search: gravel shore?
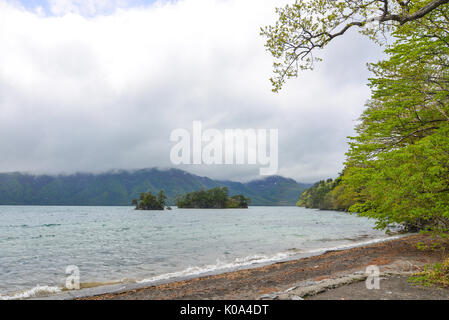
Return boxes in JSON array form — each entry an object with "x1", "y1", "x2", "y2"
[{"x1": 79, "y1": 234, "x2": 449, "y2": 300}]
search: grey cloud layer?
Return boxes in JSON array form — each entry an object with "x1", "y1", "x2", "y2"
[{"x1": 0, "y1": 0, "x2": 385, "y2": 182}]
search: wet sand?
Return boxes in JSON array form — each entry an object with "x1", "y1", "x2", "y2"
[{"x1": 79, "y1": 234, "x2": 449, "y2": 300}]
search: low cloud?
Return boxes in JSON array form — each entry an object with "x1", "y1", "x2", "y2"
[{"x1": 0, "y1": 0, "x2": 385, "y2": 182}]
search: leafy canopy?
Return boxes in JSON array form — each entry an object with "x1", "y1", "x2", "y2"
[
  {"x1": 133, "y1": 190, "x2": 167, "y2": 210},
  {"x1": 295, "y1": 2, "x2": 449, "y2": 232},
  {"x1": 261, "y1": 0, "x2": 449, "y2": 91},
  {"x1": 176, "y1": 187, "x2": 250, "y2": 209},
  {"x1": 339, "y1": 6, "x2": 448, "y2": 230}
]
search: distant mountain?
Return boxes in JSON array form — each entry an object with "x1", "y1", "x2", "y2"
[{"x1": 0, "y1": 168, "x2": 311, "y2": 206}]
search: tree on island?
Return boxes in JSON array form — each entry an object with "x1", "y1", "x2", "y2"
[
  {"x1": 176, "y1": 187, "x2": 250, "y2": 209},
  {"x1": 132, "y1": 190, "x2": 167, "y2": 210},
  {"x1": 227, "y1": 194, "x2": 250, "y2": 209}
]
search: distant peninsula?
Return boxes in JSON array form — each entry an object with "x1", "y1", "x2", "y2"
[{"x1": 176, "y1": 187, "x2": 250, "y2": 209}]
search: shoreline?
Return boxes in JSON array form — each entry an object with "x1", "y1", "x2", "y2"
[
  {"x1": 29, "y1": 234, "x2": 404, "y2": 300},
  {"x1": 0, "y1": 206, "x2": 400, "y2": 301},
  {"x1": 77, "y1": 234, "x2": 448, "y2": 300},
  {"x1": 28, "y1": 233, "x2": 449, "y2": 300}
]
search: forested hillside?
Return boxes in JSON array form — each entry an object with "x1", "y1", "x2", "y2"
[{"x1": 0, "y1": 168, "x2": 310, "y2": 206}]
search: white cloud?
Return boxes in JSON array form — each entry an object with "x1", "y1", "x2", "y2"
[
  {"x1": 0, "y1": 0, "x2": 385, "y2": 182},
  {"x1": 47, "y1": 0, "x2": 125, "y2": 16}
]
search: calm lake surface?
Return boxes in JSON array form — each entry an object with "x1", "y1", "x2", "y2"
[{"x1": 0, "y1": 205, "x2": 391, "y2": 299}]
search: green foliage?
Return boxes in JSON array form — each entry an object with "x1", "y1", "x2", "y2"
[
  {"x1": 157, "y1": 189, "x2": 167, "y2": 207},
  {"x1": 346, "y1": 127, "x2": 449, "y2": 230},
  {"x1": 410, "y1": 257, "x2": 449, "y2": 287},
  {"x1": 176, "y1": 187, "x2": 250, "y2": 209},
  {"x1": 133, "y1": 190, "x2": 166, "y2": 210},
  {"x1": 297, "y1": 178, "x2": 338, "y2": 210},
  {"x1": 295, "y1": 4, "x2": 449, "y2": 234},
  {"x1": 261, "y1": 0, "x2": 449, "y2": 91},
  {"x1": 335, "y1": 6, "x2": 449, "y2": 231},
  {"x1": 227, "y1": 195, "x2": 251, "y2": 209}
]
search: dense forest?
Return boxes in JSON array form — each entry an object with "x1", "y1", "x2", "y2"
[
  {"x1": 295, "y1": 12, "x2": 449, "y2": 231},
  {"x1": 296, "y1": 178, "x2": 342, "y2": 211},
  {"x1": 265, "y1": 1, "x2": 449, "y2": 233},
  {"x1": 286, "y1": 2, "x2": 449, "y2": 284},
  {"x1": 176, "y1": 187, "x2": 250, "y2": 209}
]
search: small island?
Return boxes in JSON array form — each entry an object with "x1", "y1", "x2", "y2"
[
  {"x1": 176, "y1": 187, "x2": 250, "y2": 209},
  {"x1": 132, "y1": 190, "x2": 167, "y2": 210}
]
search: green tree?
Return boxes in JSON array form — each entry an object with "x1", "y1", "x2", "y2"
[
  {"x1": 261, "y1": 0, "x2": 449, "y2": 91},
  {"x1": 133, "y1": 189, "x2": 166, "y2": 210},
  {"x1": 348, "y1": 128, "x2": 449, "y2": 230},
  {"x1": 337, "y1": 6, "x2": 449, "y2": 231},
  {"x1": 297, "y1": 179, "x2": 339, "y2": 210},
  {"x1": 291, "y1": 2, "x2": 449, "y2": 232},
  {"x1": 176, "y1": 187, "x2": 249, "y2": 209},
  {"x1": 157, "y1": 190, "x2": 167, "y2": 208}
]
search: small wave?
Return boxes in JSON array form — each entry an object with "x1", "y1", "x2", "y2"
[
  {"x1": 3, "y1": 236, "x2": 20, "y2": 241},
  {"x1": 31, "y1": 234, "x2": 56, "y2": 239},
  {"x1": 0, "y1": 235, "x2": 406, "y2": 300},
  {"x1": 137, "y1": 251, "x2": 297, "y2": 284},
  {"x1": 116, "y1": 227, "x2": 130, "y2": 232},
  {"x1": 319, "y1": 234, "x2": 371, "y2": 242},
  {"x1": 137, "y1": 235, "x2": 405, "y2": 285},
  {"x1": 2, "y1": 224, "x2": 29, "y2": 229},
  {"x1": 304, "y1": 235, "x2": 405, "y2": 255},
  {"x1": 3, "y1": 223, "x2": 61, "y2": 229},
  {"x1": 0, "y1": 285, "x2": 61, "y2": 300}
]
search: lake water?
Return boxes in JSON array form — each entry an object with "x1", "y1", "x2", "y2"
[{"x1": 0, "y1": 205, "x2": 393, "y2": 299}]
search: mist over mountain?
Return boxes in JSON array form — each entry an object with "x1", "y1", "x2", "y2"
[{"x1": 0, "y1": 168, "x2": 311, "y2": 206}]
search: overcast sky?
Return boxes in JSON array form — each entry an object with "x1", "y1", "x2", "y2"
[{"x1": 0, "y1": 0, "x2": 385, "y2": 183}]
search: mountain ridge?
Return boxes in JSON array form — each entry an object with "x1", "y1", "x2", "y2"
[{"x1": 0, "y1": 168, "x2": 311, "y2": 206}]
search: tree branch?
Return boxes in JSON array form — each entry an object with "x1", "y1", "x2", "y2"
[{"x1": 263, "y1": 0, "x2": 449, "y2": 91}]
